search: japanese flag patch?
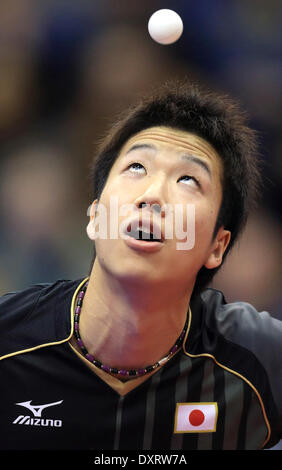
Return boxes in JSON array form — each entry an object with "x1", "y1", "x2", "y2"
[{"x1": 174, "y1": 402, "x2": 218, "y2": 433}]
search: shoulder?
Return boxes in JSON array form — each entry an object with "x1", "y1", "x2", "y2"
[
  {"x1": 198, "y1": 287, "x2": 282, "y2": 350},
  {"x1": 0, "y1": 280, "x2": 62, "y2": 316},
  {"x1": 189, "y1": 287, "x2": 282, "y2": 445},
  {"x1": 191, "y1": 287, "x2": 282, "y2": 376},
  {"x1": 0, "y1": 277, "x2": 87, "y2": 359}
]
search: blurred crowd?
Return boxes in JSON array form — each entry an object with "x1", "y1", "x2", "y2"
[{"x1": 0, "y1": 0, "x2": 281, "y2": 318}]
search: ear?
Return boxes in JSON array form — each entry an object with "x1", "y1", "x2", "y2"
[
  {"x1": 86, "y1": 199, "x2": 98, "y2": 241},
  {"x1": 204, "y1": 227, "x2": 231, "y2": 270}
]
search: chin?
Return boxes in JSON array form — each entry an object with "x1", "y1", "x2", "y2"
[{"x1": 97, "y1": 253, "x2": 164, "y2": 285}]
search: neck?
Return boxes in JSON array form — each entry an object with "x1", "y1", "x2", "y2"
[{"x1": 78, "y1": 261, "x2": 193, "y2": 371}]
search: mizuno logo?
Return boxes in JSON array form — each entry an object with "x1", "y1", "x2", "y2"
[
  {"x1": 13, "y1": 400, "x2": 63, "y2": 427},
  {"x1": 15, "y1": 400, "x2": 63, "y2": 417}
]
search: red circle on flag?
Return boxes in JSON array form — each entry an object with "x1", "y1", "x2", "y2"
[{"x1": 189, "y1": 409, "x2": 205, "y2": 426}]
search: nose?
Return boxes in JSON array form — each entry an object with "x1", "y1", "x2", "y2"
[
  {"x1": 139, "y1": 201, "x2": 162, "y2": 214},
  {"x1": 134, "y1": 176, "x2": 166, "y2": 216}
]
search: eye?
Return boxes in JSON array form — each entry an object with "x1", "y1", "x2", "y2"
[
  {"x1": 126, "y1": 162, "x2": 146, "y2": 174},
  {"x1": 177, "y1": 175, "x2": 200, "y2": 187}
]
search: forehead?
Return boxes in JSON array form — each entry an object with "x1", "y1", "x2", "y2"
[{"x1": 119, "y1": 126, "x2": 222, "y2": 172}]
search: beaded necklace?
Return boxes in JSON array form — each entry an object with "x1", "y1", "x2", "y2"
[{"x1": 74, "y1": 280, "x2": 188, "y2": 379}]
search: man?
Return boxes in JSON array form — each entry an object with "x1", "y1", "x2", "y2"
[{"x1": 1, "y1": 82, "x2": 281, "y2": 451}]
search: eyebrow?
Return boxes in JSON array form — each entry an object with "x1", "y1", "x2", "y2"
[
  {"x1": 125, "y1": 143, "x2": 155, "y2": 154},
  {"x1": 125, "y1": 143, "x2": 212, "y2": 179},
  {"x1": 181, "y1": 154, "x2": 212, "y2": 179}
]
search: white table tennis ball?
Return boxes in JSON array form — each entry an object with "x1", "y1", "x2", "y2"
[{"x1": 148, "y1": 9, "x2": 183, "y2": 45}]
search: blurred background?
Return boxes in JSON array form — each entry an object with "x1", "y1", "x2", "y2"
[
  {"x1": 0, "y1": 0, "x2": 281, "y2": 308},
  {"x1": 0, "y1": 0, "x2": 281, "y2": 449}
]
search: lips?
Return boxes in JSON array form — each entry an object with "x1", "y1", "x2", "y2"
[{"x1": 122, "y1": 215, "x2": 164, "y2": 253}]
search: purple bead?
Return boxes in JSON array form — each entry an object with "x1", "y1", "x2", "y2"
[
  {"x1": 86, "y1": 353, "x2": 94, "y2": 362},
  {"x1": 77, "y1": 339, "x2": 84, "y2": 348},
  {"x1": 170, "y1": 345, "x2": 179, "y2": 354},
  {"x1": 75, "y1": 306, "x2": 81, "y2": 314},
  {"x1": 119, "y1": 369, "x2": 128, "y2": 376},
  {"x1": 101, "y1": 365, "x2": 111, "y2": 373},
  {"x1": 78, "y1": 291, "x2": 85, "y2": 299},
  {"x1": 74, "y1": 323, "x2": 79, "y2": 331},
  {"x1": 137, "y1": 369, "x2": 146, "y2": 375}
]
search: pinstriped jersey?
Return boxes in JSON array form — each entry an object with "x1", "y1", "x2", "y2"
[{"x1": 0, "y1": 277, "x2": 281, "y2": 450}]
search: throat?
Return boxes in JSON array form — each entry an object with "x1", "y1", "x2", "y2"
[
  {"x1": 76, "y1": 297, "x2": 189, "y2": 377},
  {"x1": 76, "y1": 270, "x2": 192, "y2": 380}
]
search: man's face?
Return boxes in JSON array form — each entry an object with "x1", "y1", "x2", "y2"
[{"x1": 88, "y1": 126, "x2": 230, "y2": 292}]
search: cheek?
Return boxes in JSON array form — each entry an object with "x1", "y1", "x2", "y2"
[
  {"x1": 197, "y1": 206, "x2": 217, "y2": 230},
  {"x1": 187, "y1": 202, "x2": 219, "y2": 252},
  {"x1": 99, "y1": 179, "x2": 135, "y2": 210}
]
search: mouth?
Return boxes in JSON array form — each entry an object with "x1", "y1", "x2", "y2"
[
  {"x1": 128, "y1": 228, "x2": 162, "y2": 242},
  {"x1": 122, "y1": 218, "x2": 164, "y2": 253},
  {"x1": 126, "y1": 219, "x2": 164, "y2": 243}
]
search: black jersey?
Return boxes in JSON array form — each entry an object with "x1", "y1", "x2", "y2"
[{"x1": 0, "y1": 277, "x2": 281, "y2": 450}]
